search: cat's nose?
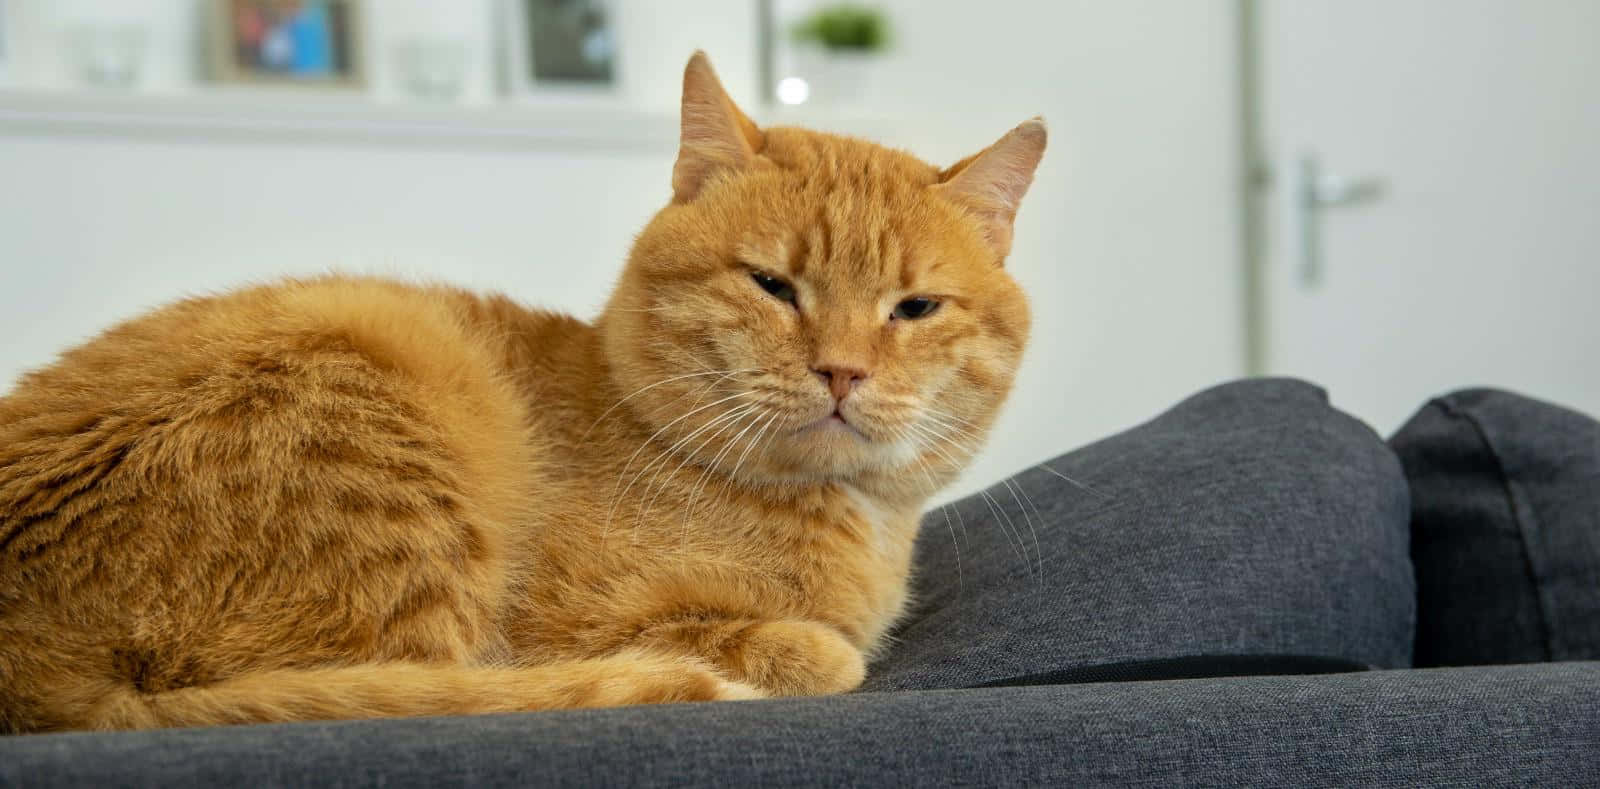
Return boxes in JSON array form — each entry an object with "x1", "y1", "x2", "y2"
[{"x1": 812, "y1": 364, "x2": 869, "y2": 403}]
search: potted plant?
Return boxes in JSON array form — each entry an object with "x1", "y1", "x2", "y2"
[{"x1": 789, "y1": 4, "x2": 888, "y2": 105}]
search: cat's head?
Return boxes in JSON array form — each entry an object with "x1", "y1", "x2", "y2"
[{"x1": 602, "y1": 52, "x2": 1043, "y2": 495}]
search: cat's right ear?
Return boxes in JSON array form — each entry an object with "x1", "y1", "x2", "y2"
[
  {"x1": 935, "y1": 118, "x2": 1048, "y2": 262},
  {"x1": 672, "y1": 51, "x2": 764, "y2": 203}
]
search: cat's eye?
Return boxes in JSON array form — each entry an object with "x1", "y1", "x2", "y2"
[
  {"x1": 892, "y1": 297, "x2": 940, "y2": 320},
  {"x1": 751, "y1": 271, "x2": 797, "y2": 306}
]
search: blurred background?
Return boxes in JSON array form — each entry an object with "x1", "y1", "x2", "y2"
[{"x1": 0, "y1": 1, "x2": 1595, "y2": 500}]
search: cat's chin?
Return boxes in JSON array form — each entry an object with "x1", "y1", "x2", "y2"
[{"x1": 757, "y1": 420, "x2": 927, "y2": 484}]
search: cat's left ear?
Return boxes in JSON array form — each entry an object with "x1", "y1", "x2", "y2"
[
  {"x1": 672, "y1": 51, "x2": 764, "y2": 203},
  {"x1": 935, "y1": 118, "x2": 1048, "y2": 261}
]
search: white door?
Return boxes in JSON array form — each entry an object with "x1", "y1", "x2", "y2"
[{"x1": 1259, "y1": 0, "x2": 1600, "y2": 434}]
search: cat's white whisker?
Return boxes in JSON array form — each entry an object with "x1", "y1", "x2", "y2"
[
  {"x1": 605, "y1": 390, "x2": 756, "y2": 532},
  {"x1": 1034, "y1": 463, "x2": 1111, "y2": 499},
  {"x1": 887, "y1": 423, "x2": 965, "y2": 598},
  {"x1": 683, "y1": 405, "x2": 770, "y2": 525},
  {"x1": 668, "y1": 405, "x2": 766, "y2": 554},
  {"x1": 633, "y1": 399, "x2": 765, "y2": 537},
  {"x1": 940, "y1": 504, "x2": 963, "y2": 598},
  {"x1": 978, "y1": 488, "x2": 1034, "y2": 575},
  {"x1": 999, "y1": 477, "x2": 1046, "y2": 582},
  {"x1": 582, "y1": 368, "x2": 757, "y2": 442},
  {"x1": 907, "y1": 421, "x2": 1033, "y2": 575},
  {"x1": 702, "y1": 409, "x2": 783, "y2": 519}
]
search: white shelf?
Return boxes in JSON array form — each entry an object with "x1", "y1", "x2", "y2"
[
  {"x1": 0, "y1": 88, "x2": 921, "y2": 158},
  {"x1": 0, "y1": 88, "x2": 682, "y2": 152}
]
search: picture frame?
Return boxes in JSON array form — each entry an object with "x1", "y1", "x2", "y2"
[
  {"x1": 209, "y1": 0, "x2": 365, "y2": 89},
  {"x1": 500, "y1": 0, "x2": 617, "y2": 97}
]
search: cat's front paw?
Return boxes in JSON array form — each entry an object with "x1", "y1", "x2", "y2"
[
  {"x1": 591, "y1": 652, "x2": 767, "y2": 706},
  {"x1": 723, "y1": 620, "x2": 866, "y2": 697}
]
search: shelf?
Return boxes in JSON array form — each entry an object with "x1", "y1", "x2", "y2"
[
  {"x1": 0, "y1": 88, "x2": 682, "y2": 152},
  {"x1": 0, "y1": 88, "x2": 919, "y2": 154}
]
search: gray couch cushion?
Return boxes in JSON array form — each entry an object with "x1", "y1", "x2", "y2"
[
  {"x1": 4, "y1": 663, "x2": 1596, "y2": 787},
  {"x1": 864, "y1": 377, "x2": 1415, "y2": 692},
  {"x1": 1391, "y1": 389, "x2": 1600, "y2": 666}
]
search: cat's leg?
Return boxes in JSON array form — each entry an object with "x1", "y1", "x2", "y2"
[
  {"x1": 636, "y1": 619, "x2": 866, "y2": 697},
  {"x1": 73, "y1": 651, "x2": 761, "y2": 731}
]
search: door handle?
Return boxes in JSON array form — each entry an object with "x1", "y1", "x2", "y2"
[{"x1": 1296, "y1": 154, "x2": 1386, "y2": 286}]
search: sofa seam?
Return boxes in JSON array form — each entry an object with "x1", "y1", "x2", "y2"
[{"x1": 1431, "y1": 397, "x2": 1557, "y2": 660}]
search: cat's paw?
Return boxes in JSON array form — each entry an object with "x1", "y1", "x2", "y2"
[
  {"x1": 707, "y1": 676, "x2": 766, "y2": 701},
  {"x1": 658, "y1": 664, "x2": 767, "y2": 703},
  {"x1": 594, "y1": 652, "x2": 767, "y2": 706},
  {"x1": 726, "y1": 620, "x2": 866, "y2": 697}
]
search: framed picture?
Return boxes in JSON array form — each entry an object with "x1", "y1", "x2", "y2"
[
  {"x1": 502, "y1": 0, "x2": 616, "y2": 94},
  {"x1": 210, "y1": 0, "x2": 364, "y2": 88}
]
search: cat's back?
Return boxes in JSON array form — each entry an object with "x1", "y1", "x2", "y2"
[
  {"x1": 1, "y1": 277, "x2": 540, "y2": 497},
  {"x1": 5, "y1": 276, "x2": 514, "y2": 415},
  {"x1": 0, "y1": 276, "x2": 547, "y2": 730},
  {"x1": 0, "y1": 274, "x2": 545, "y2": 562}
]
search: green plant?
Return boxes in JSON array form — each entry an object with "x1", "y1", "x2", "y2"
[{"x1": 791, "y1": 5, "x2": 889, "y2": 52}]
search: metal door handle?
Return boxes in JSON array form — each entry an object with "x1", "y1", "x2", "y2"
[{"x1": 1297, "y1": 155, "x2": 1386, "y2": 286}]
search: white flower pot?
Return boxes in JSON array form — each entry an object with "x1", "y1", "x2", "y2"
[{"x1": 795, "y1": 47, "x2": 878, "y2": 107}]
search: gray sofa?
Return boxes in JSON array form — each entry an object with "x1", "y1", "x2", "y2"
[{"x1": 5, "y1": 379, "x2": 1598, "y2": 786}]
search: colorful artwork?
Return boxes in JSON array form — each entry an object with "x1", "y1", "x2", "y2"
[{"x1": 214, "y1": 0, "x2": 361, "y2": 85}]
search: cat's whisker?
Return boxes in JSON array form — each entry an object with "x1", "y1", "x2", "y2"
[
  {"x1": 1007, "y1": 476, "x2": 1050, "y2": 567},
  {"x1": 907, "y1": 422, "x2": 1033, "y2": 576},
  {"x1": 918, "y1": 403, "x2": 984, "y2": 425},
  {"x1": 950, "y1": 495, "x2": 969, "y2": 542},
  {"x1": 633, "y1": 400, "x2": 763, "y2": 533},
  {"x1": 919, "y1": 414, "x2": 1106, "y2": 574},
  {"x1": 999, "y1": 477, "x2": 1046, "y2": 582},
  {"x1": 683, "y1": 404, "x2": 770, "y2": 526},
  {"x1": 728, "y1": 411, "x2": 781, "y2": 484},
  {"x1": 668, "y1": 405, "x2": 767, "y2": 555},
  {"x1": 918, "y1": 410, "x2": 1043, "y2": 578},
  {"x1": 581, "y1": 368, "x2": 757, "y2": 442},
  {"x1": 926, "y1": 408, "x2": 1108, "y2": 503},
  {"x1": 1034, "y1": 463, "x2": 1112, "y2": 500},
  {"x1": 605, "y1": 390, "x2": 755, "y2": 532},
  {"x1": 880, "y1": 423, "x2": 937, "y2": 492},
  {"x1": 905, "y1": 420, "x2": 977, "y2": 469},
  {"x1": 917, "y1": 410, "x2": 987, "y2": 445},
  {"x1": 633, "y1": 398, "x2": 766, "y2": 538},
  {"x1": 703, "y1": 410, "x2": 783, "y2": 519},
  {"x1": 979, "y1": 488, "x2": 1034, "y2": 576},
  {"x1": 612, "y1": 399, "x2": 754, "y2": 539},
  {"x1": 647, "y1": 337, "x2": 722, "y2": 374},
  {"x1": 889, "y1": 424, "x2": 964, "y2": 598},
  {"x1": 940, "y1": 503, "x2": 963, "y2": 599}
]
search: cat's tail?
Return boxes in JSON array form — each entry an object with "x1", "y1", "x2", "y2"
[{"x1": 52, "y1": 652, "x2": 762, "y2": 731}]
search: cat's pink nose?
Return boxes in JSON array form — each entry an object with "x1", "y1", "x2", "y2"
[{"x1": 813, "y1": 364, "x2": 869, "y2": 403}]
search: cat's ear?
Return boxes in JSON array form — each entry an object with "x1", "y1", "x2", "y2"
[
  {"x1": 672, "y1": 51, "x2": 764, "y2": 203},
  {"x1": 935, "y1": 118, "x2": 1048, "y2": 261}
]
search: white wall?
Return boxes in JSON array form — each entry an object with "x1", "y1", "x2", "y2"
[{"x1": 0, "y1": 1, "x2": 1241, "y2": 499}]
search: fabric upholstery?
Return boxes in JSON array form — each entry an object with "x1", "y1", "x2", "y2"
[
  {"x1": 864, "y1": 377, "x2": 1416, "y2": 691},
  {"x1": 1391, "y1": 388, "x2": 1600, "y2": 666}
]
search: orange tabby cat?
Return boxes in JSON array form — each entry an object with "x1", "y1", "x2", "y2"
[{"x1": 0, "y1": 53, "x2": 1044, "y2": 732}]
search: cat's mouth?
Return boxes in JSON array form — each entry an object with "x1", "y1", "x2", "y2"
[{"x1": 797, "y1": 410, "x2": 868, "y2": 440}]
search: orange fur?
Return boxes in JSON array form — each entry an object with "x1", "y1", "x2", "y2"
[{"x1": 0, "y1": 53, "x2": 1044, "y2": 732}]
